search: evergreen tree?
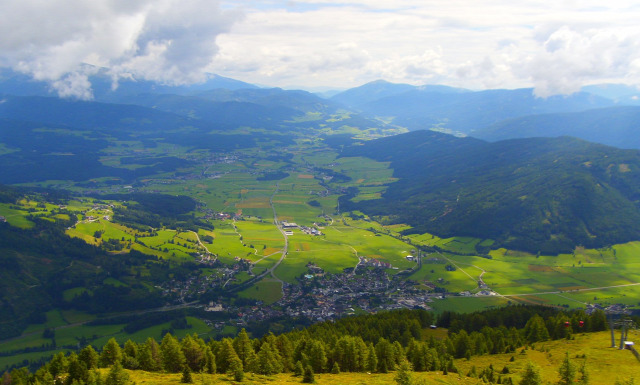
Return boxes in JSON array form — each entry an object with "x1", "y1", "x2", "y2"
[
  {"x1": 375, "y1": 338, "x2": 395, "y2": 373},
  {"x1": 519, "y1": 361, "x2": 542, "y2": 385},
  {"x1": 523, "y1": 315, "x2": 550, "y2": 343},
  {"x1": 366, "y1": 342, "x2": 378, "y2": 373},
  {"x1": 138, "y1": 338, "x2": 162, "y2": 372},
  {"x1": 577, "y1": 362, "x2": 589, "y2": 385},
  {"x1": 253, "y1": 340, "x2": 283, "y2": 375},
  {"x1": 79, "y1": 345, "x2": 99, "y2": 370},
  {"x1": 228, "y1": 356, "x2": 244, "y2": 382},
  {"x1": 204, "y1": 347, "x2": 216, "y2": 374},
  {"x1": 302, "y1": 365, "x2": 315, "y2": 383},
  {"x1": 100, "y1": 338, "x2": 123, "y2": 367},
  {"x1": 123, "y1": 340, "x2": 138, "y2": 360},
  {"x1": 233, "y1": 328, "x2": 257, "y2": 370},
  {"x1": 454, "y1": 330, "x2": 472, "y2": 359},
  {"x1": 331, "y1": 361, "x2": 340, "y2": 374},
  {"x1": 276, "y1": 334, "x2": 295, "y2": 372},
  {"x1": 34, "y1": 367, "x2": 54, "y2": 385},
  {"x1": 395, "y1": 359, "x2": 413, "y2": 385},
  {"x1": 86, "y1": 369, "x2": 103, "y2": 385},
  {"x1": 66, "y1": 354, "x2": 89, "y2": 385},
  {"x1": 181, "y1": 366, "x2": 193, "y2": 383},
  {"x1": 104, "y1": 362, "x2": 130, "y2": 385},
  {"x1": 306, "y1": 340, "x2": 327, "y2": 373},
  {"x1": 160, "y1": 333, "x2": 187, "y2": 373},
  {"x1": 181, "y1": 334, "x2": 205, "y2": 372},
  {"x1": 48, "y1": 352, "x2": 69, "y2": 378},
  {"x1": 294, "y1": 361, "x2": 304, "y2": 377},
  {"x1": 217, "y1": 338, "x2": 240, "y2": 374},
  {"x1": 557, "y1": 352, "x2": 575, "y2": 385},
  {"x1": 0, "y1": 372, "x2": 9, "y2": 385},
  {"x1": 121, "y1": 340, "x2": 139, "y2": 370}
]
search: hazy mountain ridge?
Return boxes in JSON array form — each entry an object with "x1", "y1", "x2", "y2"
[
  {"x1": 470, "y1": 106, "x2": 640, "y2": 149},
  {"x1": 342, "y1": 130, "x2": 640, "y2": 253}
]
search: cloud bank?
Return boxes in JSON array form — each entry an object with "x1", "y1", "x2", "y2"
[
  {"x1": 1, "y1": 0, "x2": 639, "y2": 97},
  {"x1": 0, "y1": 0, "x2": 242, "y2": 98}
]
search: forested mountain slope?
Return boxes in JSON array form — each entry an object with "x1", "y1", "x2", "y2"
[
  {"x1": 342, "y1": 130, "x2": 640, "y2": 253},
  {"x1": 471, "y1": 106, "x2": 640, "y2": 150}
]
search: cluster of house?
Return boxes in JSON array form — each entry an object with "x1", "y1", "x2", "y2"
[
  {"x1": 357, "y1": 256, "x2": 393, "y2": 269},
  {"x1": 281, "y1": 221, "x2": 323, "y2": 236}
]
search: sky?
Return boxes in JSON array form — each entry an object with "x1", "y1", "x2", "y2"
[{"x1": 1, "y1": 0, "x2": 640, "y2": 98}]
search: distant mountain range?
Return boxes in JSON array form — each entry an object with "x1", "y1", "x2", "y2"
[
  {"x1": 342, "y1": 130, "x2": 640, "y2": 253},
  {"x1": 471, "y1": 106, "x2": 640, "y2": 149},
  {"x1": 2, "y1": 70, "x2": 640, "y2": 253}
]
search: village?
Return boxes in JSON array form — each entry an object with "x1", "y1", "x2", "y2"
[{"x1": 157, "y1": 255, "x2": 444, "y2": 331}]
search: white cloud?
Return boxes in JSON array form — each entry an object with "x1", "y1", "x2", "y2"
[
  {"x1": 2, "y1": 0, "x2": 640, "y2": 96},
  {"x1": 0, "y1": 0, "x2": 242, "y2": 98}
]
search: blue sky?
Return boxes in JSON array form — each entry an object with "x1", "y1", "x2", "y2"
[{"x1": 1, "y1": 0, "x2": 639, "y2": 98}]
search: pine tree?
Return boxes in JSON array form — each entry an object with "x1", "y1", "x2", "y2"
[
  {"x1": 48, "y1": 352, "x2": 69, "y2": 377},
  {"x1": 86, "y1": 369, "x2": 102, "y2": 385},
  {"x1": 66, "y1": 354, "x2": 89, "y2": 385},
  {"x1": 181, "y1": 366, "x2": 193, "y2": 383},
  {"x1": 276, "y1": 334, "x2": 295, "y2": 372},
  {"x1": 100, "y1": 338, "x2": 123, "y2": 367},
  {"x1": 254, "y1": 340, "x2": 283, "y2": 375},
  {"x1": 79, "y1": 345, "x2": 99, "y2": 370},
  {"x1": 519, "y1": 361, "x2": 542, "y2": 385},
  {"x1": 366, "y1": 342, "x2": 378, "y2": 373},
  {"x1": 123, "y1": 340, "x2": 137, "y2": 360},
  {"x1": 307, "y1": 340, "x2": 327, "y2": 373},
  {"x1": 161, "y1": 333, "x2": 186, "y2": 373},
  {"x1": 577, "y1": 362, "x2": 589, "y2": 385},
  {"x1": 229, "y1": 356, "x2": 244, "y2": 382},
  {"x1": 104, "y1": 362, "x2": 130, "y2": 385},
  {"x1": 294, "y1": 361, "x2": 304, "y2": 377},
  {"x1": 233, "y1": 328, "x2": 257, "y2": 371},
  {"x1": 204, "y1": 347, "x2": 216, "y2": 374},
  {"x1": 395, "y1": 359, "x2": 413, "y2": 385},
  {"x1": 181, "y1": 334, "x2": 205, "y2": 372},
  {"x1": 523, "y1": 315, "x2": 550, "y2": 343},
  {"x1": 138, "y1": 338, "x2": 162, "y2": 372},
  {"x1": 302, "y1": 365, "x2": 315, "y2": 383},
  {"x1": 218, "y1": 338, "x2": 241, "y2": 374},
  {"x1": 557, "y1": 352, "x2": 575, "y2": 385},
  {"x1": 331, "y1": 361, "x2": 340, "y2": 374}
]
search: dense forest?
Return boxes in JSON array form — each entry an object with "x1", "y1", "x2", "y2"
[
  {"x1": 0, "y1": 307, "x2": 611, "y2": 384},
  {"x1": 342, "y1": 130, "x2": 640, "y2": 254}
]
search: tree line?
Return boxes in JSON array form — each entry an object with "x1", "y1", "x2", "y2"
[{"x1": 0, "y1": 307, "x2": 613, "y2": 385}]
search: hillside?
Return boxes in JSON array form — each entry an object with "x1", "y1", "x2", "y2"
[
  {"x1": 342, "y1": 130, "x2": 640, "y2": 253},
  {"x1": 3, "y1": 307, "x2": 638, "y2": 385},
  {"x1": 471, "y1": 106, "x2": 640, "y2": 150}
]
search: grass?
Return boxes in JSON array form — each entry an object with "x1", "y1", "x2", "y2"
[
  {"x1": 238, "y1": 278, "x2": 283, "y2": 304},
  {"x1": 0, "y1": 203, "x2": 34, "y2": 228}
]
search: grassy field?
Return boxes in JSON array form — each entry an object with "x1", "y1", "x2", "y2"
[{"x1": 238, "y1": 278, "x2": 283, "y2": 304}]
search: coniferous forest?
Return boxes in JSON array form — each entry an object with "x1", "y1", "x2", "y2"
[{"x1": 1, "y1": 307, "x2": 614, "y2": 385}]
